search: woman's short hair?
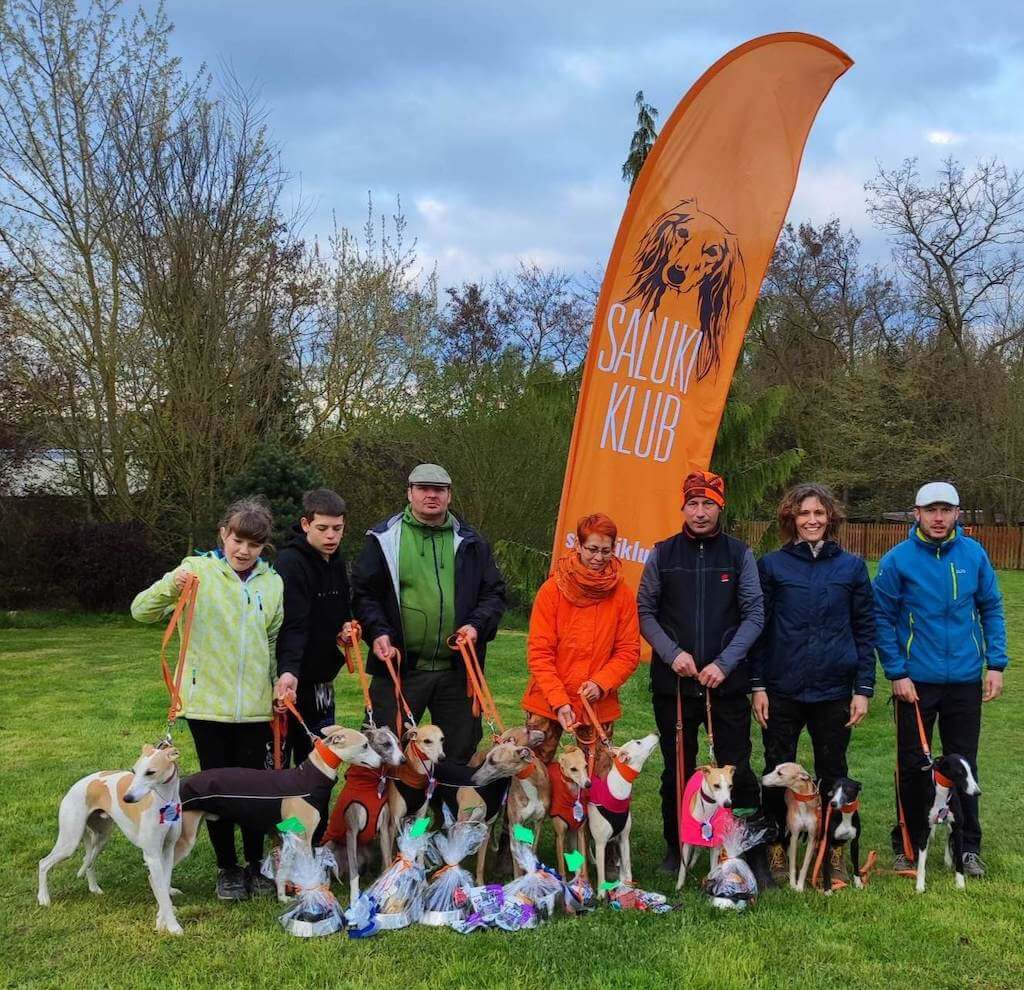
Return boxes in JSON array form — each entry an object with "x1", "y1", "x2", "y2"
[
  {"x1": 218, "y1": 496, "x2": 274, "y2": 546},
  {"x1": 576, "y1": 512, "x2": 618, "y2": 546},
  {"x1": 777, "y1": 483, "x2": 845, "y2": 542}
]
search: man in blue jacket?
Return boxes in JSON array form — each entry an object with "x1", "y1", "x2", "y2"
[{"x1": 874, "y1": 482, "x2": 1008, "y2": 876}]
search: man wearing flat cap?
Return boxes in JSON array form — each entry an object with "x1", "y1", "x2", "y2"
[
  {"x1": 351, "y1": 463, "x2": 507, "y2": 760},
  {"x1": 875, "y1": 482, "x2": 1008, "y2": 877},
  {"x1": 638, "y1": 470, "x2": 765, "y2": 875}
]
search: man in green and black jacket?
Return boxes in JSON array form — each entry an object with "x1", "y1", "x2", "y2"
[{"x1": 351, "y1": 464, "x2": 507, "y2": 761}]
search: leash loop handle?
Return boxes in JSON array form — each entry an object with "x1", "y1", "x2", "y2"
[
  {"x1": 449, "y1": 632, "x2": 505, "y2": 736},
  {"x1": 160, "y1": 572, "x2": 200, "y2": 734}
]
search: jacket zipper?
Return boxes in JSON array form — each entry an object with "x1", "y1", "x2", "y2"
[
  {"x1": 235, "y1": 575, "x2": 250, "y2": 720},
  {"x1": 905, "y1": 611, "x2": 915, "y2": 661},
  {"x1": 949, "y1": 561, "x2": 958, "y2": 601},
  {"x1": 431, "y1": 532, "x2": 444, "y2": 670}
]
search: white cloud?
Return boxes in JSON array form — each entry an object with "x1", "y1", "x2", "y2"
[
  {"x1": 415, "y1": 196, "x2": 449, "y2": 225},
  {"x1": 926, "y1": 129, "x2": 964, "y2": 145}
]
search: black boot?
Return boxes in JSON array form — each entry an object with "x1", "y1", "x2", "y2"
[{"x1": 659, "y1": 847, "x2": 681, "y2": 875}]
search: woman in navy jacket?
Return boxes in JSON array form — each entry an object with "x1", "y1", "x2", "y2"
[{"x1": 751, "y1": 483, "x2": 875, "y2": 883}]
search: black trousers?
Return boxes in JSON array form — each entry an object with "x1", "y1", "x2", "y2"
[
  {"x1": 369, "y1": 664, "x2": 482, "y2": 762},
  {"x1": 761, "y1": 695, "x2": 851, "y2": 839},
  {"x1": 891, "y1": 681, "x2": 983, "y2": 854},
  {"x1": 285, "y1": 681, "x2": 337, "y2": 767},
  {"x1": 186, "y1": 719, "x2": 271, "y2": 869},
  {"x1": 652, "y1": 689, "x2": 760, "y2": 849}
]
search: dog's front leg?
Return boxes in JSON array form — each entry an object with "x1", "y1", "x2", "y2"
[
  {"x1": 851, "y1": 830, "x2": 863, "y2": 889},
  {"x1": 347, "y1": 828, "x2": 361, "y2": 906},
  {"x1": 821, "y1": 834, "x2": 833, "y2": 896},
  {"x1": 553, "y1": 824, "x2": 566, "y2": 877},
  {"x1": 144, "y1": 850, "x2": 182, "y2": 936},
  {"x1": 950, "y1": 816, "x2": 965, "y2": 890},
  {"x1": 796, "y1": 825, "x2": 816, "y2": 892},
  {"x1": 676, "y1": 843, "x2": 690, "y2": 891},
  {"x1": 173, "y1": 812, "x2": 201, "y2": 866},
  {"x1": 594, "y1": 839, "x2": 607, "y2": 898},
  {"x1": 618, "y1": 816, "x2": 633, "y2": 886},
  {"x1": 787, "y1": 828, "x2": 800, "y2": 890},
  {"x1": 915, "y1": 826, "x2": 933, "y2": 894},
  {"x1": 474, "y1": 826, "x2": 489, "y2": 885}
]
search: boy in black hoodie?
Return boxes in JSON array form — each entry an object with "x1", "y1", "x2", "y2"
[{"x1": 275, "y1": 489, "x2": 353, "y2": 765}]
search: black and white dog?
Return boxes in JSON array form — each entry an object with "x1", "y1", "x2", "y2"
[
  {"x1": 818, "y1": 777, "x2": 865, "y2": 894},
  {"x1": 912, "y1": 754, "x2": 981, "y2": 893}
]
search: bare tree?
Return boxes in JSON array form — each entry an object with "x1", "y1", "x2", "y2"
[
  {"x1": 288, "y1": 201, "x2": 438, "y2": 449},
  {"x1": 0, "y1": 0, "x2": 191, "y2": 519}
]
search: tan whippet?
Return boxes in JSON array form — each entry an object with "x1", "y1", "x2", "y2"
[{"x1": 761, "y1": 762, "x2": 820, "y2": 891}]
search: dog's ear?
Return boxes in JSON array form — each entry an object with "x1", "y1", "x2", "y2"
[
  {"x1": 799, "y1": 771, "x2": 813, "y2": 782},
  {"x1": 516, "y1": 747, "x2": 532, "y2": 761},
  {"x1": 164, "y1": 747, "x2": 180, "y2": 763},
  {"x1": 142, "y1": 743, "x2": 156, "y2": 756},
  {"x1": 402, "y1": 727, "x2": 419, "y2": 744},
  {"x1": 697, "y1": 764, "x2": 712, "y2": 776},
  {"x1": 562, "y1": 745, "x2": 581, "y2": 756}
]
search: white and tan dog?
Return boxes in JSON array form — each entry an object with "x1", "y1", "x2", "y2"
[
  {"x1": 586, "y1": 733, "x2": 659, "y2": 896},
  {"x1": 677, "y1": 764, "x2": 735, "y2": 890},
  {"x1": 761, "y1": 762, "x2": 820, "y2": 891},
  {"x1": 38, "y1": 743, "x2": 186, "y2": 935}
]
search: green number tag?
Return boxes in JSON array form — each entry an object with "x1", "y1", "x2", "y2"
[
  {"x1": 512, "y1": 824, "x2": 535, "y2": 844},
  {"x1": 277, "y1": 816, "x2": 306, "y2": 834},
  {"x1": 564, "y1": 850, "x2": 585, "y2": 873},
  {"x1": 410, "y1": 816, "x2": 430, "y2": 838}
]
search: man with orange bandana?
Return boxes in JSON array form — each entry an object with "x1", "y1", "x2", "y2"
[{"x1": 638, "y1": 471, "x2": 764, "y2": 875}]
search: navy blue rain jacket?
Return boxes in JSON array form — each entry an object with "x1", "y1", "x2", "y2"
[{"x1": 750, "y1": 541, "x2": 876, "y2": 702}]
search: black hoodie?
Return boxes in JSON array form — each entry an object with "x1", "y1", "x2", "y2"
[{"x1": 275, "y1": 524, "x2": 352, "y2": 684}]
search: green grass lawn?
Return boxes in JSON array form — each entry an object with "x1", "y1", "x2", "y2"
[{"x1": 3, "y1": 575, "x2": 1024, "y2": 990}]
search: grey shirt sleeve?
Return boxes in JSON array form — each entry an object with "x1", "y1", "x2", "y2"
[
  {"x1": 637, "y1": 546, "x2": 680, "y2": 665},
  {"x1": 715, "y1": 547, "x2": 765, "y2": 676}
]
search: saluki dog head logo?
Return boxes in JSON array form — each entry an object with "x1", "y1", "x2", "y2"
[{"x1": 623, "y1": 198, "x2": 746, "y2": 381}]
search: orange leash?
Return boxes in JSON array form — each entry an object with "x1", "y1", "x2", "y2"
[
  {"x1": 340, "y1": 621, "x2": 376, "y2": 725},
  {"x1": 160, "y1": 572, "x2": 199, "y2": 736},
  {"x1": 576, "y1": 690, "x2": 612, "y2": 778},
  {"x1": 811, "y1": 803, "x2": 834, "y2": 888},
  {"x1": 894, "y1": 697, "x2": 932, "y2": 862},
  {"x1": 379, "y1": 648, "x2": 416, "y2": 737},
  {"x1": 675, "y1": 685, "x2": 686, "y2": 856},
  {"x1": 704, "y1": 690, "x2": 716, "y2": 767},
  {"x1": 449, "y1": 633, "x2": 504, "y2": 735}
]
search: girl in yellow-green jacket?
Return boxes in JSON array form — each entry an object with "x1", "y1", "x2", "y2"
[{"x1": 131, "y1": 497, "x2": 284, "y2": 901}]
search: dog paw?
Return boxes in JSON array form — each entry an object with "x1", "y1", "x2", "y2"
[
  {"x1": 169, "y1": 887, "x2": 183, "y2": 897},
  {"x1": 823, "y1": 888, "x2": 832, "y2": 897},
  {"x1": 88, "y1": 884, "x2": 105, "y2": 895},
  {"x1": 955, "y1": 873, "x2": 965, "y2": 890},
  {"x1": 853, "y1": 876, "x2": 864, "y2": 890},
  {"x1": 37, "y1": 893, "x2": 51, "y2": 908}
]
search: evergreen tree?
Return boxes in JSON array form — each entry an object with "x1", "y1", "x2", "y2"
[{"x1": 621, "y1": 90, "x2": 659, "y2": 191}]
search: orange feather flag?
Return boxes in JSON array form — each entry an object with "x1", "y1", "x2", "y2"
[{"x1": 554, "y1": 32, "x2": 852, "y2": 585}]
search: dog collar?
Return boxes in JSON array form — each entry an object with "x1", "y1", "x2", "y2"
[
  {"x1": 314, "y1": 737, "x2": 343, "y2": 769},
  {"x1": 613, "y1": 757, "x2": 640, "y2": 783},
  {"x1": 793, "y1": 790, "x2": 817, "y2": 804},
  {"x1": 516, "y1": 762, "x2": 535, "y2": 780},
  {"x1": 933, "y1": 768, "x2": 955, "y2": 789},
  {"x1": 409, "y1": 742, "x2": 430, "y2": 765},
  {"x1": 840, "y1": 799, "x2": 860, "y2": 814},
  {"x1": 698, "y1": 787, "x2": 719, "y2": 806}
]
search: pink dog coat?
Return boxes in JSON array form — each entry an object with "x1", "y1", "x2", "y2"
[{"x1": 679, "y1": 770, "x2": 732, "y2": 847}]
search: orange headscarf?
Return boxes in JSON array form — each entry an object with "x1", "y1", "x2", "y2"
[{"x1": 553, "y1": 550, "x2": 622, "y2": 607}]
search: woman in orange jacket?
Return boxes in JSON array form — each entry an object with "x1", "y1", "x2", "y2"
[{"x1": 521, "y1": 513, "x2": 641, "y2": 774}]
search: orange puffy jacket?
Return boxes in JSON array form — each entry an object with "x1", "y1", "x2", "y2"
[{"x1": 521, "y1": 576, "x2": 640, "y2": 723}]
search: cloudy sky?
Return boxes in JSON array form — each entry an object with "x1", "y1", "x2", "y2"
[{"x1": 158, "y1": 0, "x2": 1024, "y2": 287}]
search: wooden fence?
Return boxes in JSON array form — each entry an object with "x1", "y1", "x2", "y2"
[{"x1": 731, "y1": 521, "x2": 1024, "y2": 570}]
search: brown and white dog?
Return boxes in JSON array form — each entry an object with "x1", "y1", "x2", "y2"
[
  {"x1": 761, "y1": 762, "x2": 820, "y2": 891},
  {"x1": 506, "y1": 749, "x2": 552, "y2": 877},
  {"x1": 440, "y1": 726, "x2": 544, "y2": 884},
  {"x1": 548, "y1": 746, "x2": 592, "y2": 878},
  {"x1": 174, "y1": 725, "x2": 379, "y2": 901},
  {"x1": 676, "y1": 764, "x2": 735, "y2": 890},
  {"x1": 38, "y1": 743, "x2": 186, "y2": 935},
  {"x1": 586, "y1": 734, "x2": 659, "y2": 896},
  {"x1": 381, "y1": 724, "x2": 445, "y2": 862}
]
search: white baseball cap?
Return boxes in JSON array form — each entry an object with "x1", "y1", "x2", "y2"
[{"x1": 915, "y1": 482, "x2": 959, "y2": 507}]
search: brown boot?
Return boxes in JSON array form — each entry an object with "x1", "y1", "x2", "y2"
[
  {"x1": 827, "y1": 847, "x2": 850, "y2": 890},
  {"x1": 767, "y1": 842, "x2": 787, "y2": 885}
]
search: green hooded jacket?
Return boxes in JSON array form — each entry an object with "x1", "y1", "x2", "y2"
[
  {"x1": 399, "y1": 505, "x2": 456, "y2": 668},
  {"x1": 131, "y1": 551, "x2": 284, "y2": 723}
]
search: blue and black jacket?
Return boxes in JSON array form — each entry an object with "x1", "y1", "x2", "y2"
[
  {"x1": 750, "y1": 540, "x2": 876, "y2": 703},
  {"x1": 873, "y1": 525, "x2": 1008, "y2": 684}
]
